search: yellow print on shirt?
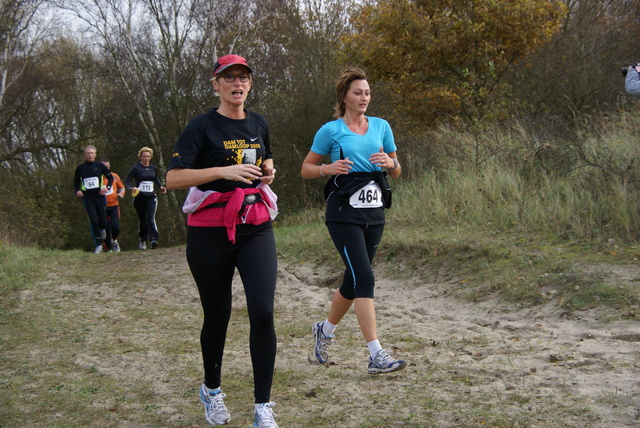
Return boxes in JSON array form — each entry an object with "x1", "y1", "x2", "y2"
[
  {"x1": 224, "y1": 139, "x2": 247, "y2": 149},
  {"x1": 223, "y1": 140, "x2": 262, "y2": 150},
  {"x1": 228, "y1": 148, "x2": 262, "y2": 167}
]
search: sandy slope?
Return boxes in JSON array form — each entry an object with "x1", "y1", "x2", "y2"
[
  {"x1": 14, "y1": 246, "x2": 639, "y2": 427},
  {"x1": 276, "y1": 260, "x2": 640, "y2": 427}
]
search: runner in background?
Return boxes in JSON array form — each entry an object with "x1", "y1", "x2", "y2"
[
  {"x1": 74, "y1": 145, "x2": 113, "y2": 254},
  {"x1": 101, "y1": 159, "x2": 125, "y2": 252},
  {"x1": 125, "y1": 147, "x2": 166, "y2": 250}
]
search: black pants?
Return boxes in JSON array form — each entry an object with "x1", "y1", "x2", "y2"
[
  {"x1": 327, "y1": 222, "x2": 385, "y2": 299},
  {"x1": 133, "y1": 194, "x2": 158, "y2": 241},
  {"x1": 186, "y1": 222, "x2": 277, "y2": 403},
  {"x1": 105, "y1": 205, "x2": 120, "y2": 249},
  {"x1": 82, "y1": 195, "x2": 108, "y2": 245}
]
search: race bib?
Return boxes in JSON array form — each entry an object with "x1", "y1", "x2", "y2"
[
  {"x1": 349, "y1": 181, "x2": 383, "y2": 208},
  {"x1": 105, "y1": 186, "x2": 114, "y2": 195},
  {"x1": 139, "y1": 181, "x2": 154, "y2": 192},
  {"x1": 83, "y1": 177, "x2": 100, "y2": 190}
]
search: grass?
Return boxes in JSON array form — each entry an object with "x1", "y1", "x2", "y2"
[
  {"x1": 3, "y1": 232, "x2": 640, "y2": 426},
  {"x1": 3, "y1": 116, "x2": 640, "y2": 426},
  {"x1": 283, "y1": 217, "x2": 640, "y2": 318}
]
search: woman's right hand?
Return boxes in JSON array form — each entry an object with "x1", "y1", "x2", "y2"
[{"x1": 326, "y1": 158, "x2": 353, "y2": 175}]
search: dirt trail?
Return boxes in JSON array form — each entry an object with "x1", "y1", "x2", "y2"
[
  {"x1": 276, "y1": 260, "x2": 640, "y2": 427},
  {"x1": 22, "y1": 246, "x2": 640, "y2": 427}
]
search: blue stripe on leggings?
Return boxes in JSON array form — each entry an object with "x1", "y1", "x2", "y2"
[{"x1": 343, "y1": 245, "x2": 357, "y2": 292}]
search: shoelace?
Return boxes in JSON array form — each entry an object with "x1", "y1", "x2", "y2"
[
  {"x1": 210, "y1": 392, "x2": 227, "y2": 409},
  {"x1": 318, "y1": 333, "x2": 333, "y2": 352},
  {"x1": 316, "y1": 323, "x2": 333, "y2": 349},
  {"x1": 375, "y1": 350, "x2": 395, "y2": 366},
  {"x1": 207, "y1": 392, "x2": 227, "y2": 409},
  {"x1": 256, "y1": 402, "x2": 277, "y2": 426}
]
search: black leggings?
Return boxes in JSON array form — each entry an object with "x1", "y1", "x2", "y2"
[
  {"x1": 186, "y1": 222, "x2": 277, "y2": 403},
  {"x1": 327, "y1": 222, "x2": 385, "y2": 300},
  {"x1": 106, "y1": 205, "x2": 120, "y2": 241},
  {"x1": 82, "y1": 195, "x2": 108, "y2": 245},
  {"x1": 133, "y1": 195, "x2": 158, "y2": 241}
]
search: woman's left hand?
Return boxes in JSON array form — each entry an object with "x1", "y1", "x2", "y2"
[
  {"x1": 260, "y1": 166, "x2": 276, "y2": 185},
  {"x1": 369, "y1": 147, "x2": 393, "y2": 168}
]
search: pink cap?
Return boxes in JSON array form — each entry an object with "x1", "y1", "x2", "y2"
[{"x1": 213, "y1": 54, "x2": 252, "y2": 77}]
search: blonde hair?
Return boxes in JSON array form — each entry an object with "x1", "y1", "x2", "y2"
[
  {"x1": 138, "y1": 146, "x2": 153, "y2": 158},
  {"x1": 334, "y1": 67, "x2": 367, "y2": 118}
]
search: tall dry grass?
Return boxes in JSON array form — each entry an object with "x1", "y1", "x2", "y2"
[
  {"x1": 271, "y1": 114, "x2": 640, "y2": 314},
  {"x1": 392, "y1": 112, "x2": 640, "y2": 243}
]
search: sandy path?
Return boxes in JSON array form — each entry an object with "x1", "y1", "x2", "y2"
[
  {"x1": 274, "y1": 261, "x2": 640, "y2": 427},
  {"x1": 19, "y1": 247, "x2": 639, "y2": 427}
]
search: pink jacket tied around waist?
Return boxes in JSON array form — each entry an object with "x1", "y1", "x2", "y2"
[{"x1": 182, "y1": 183, "x2": 278, "y2": 243}]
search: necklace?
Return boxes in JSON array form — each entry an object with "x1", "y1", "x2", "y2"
[{"x1": 346, "y1": 118, "x2": 367, "y2": 134}]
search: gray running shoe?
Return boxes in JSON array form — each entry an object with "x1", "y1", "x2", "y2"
[
  {"x1": 99, "y1": 229, "x2": 107, "y2": 240},
  {"x1": 311, "y1": 321, "x2": 333, "y2": 364},
  {"x1": 112, "y1": 240, "x2": 120, "y2": 252},
  {"x1": 254, "y1": 402, "x2": 278, "y2": 428},
  {"x1": 93, "y1": 245, "x2": 103, "y2": 254},
  {"x1": 368, "y1": 349, "x2": 406, "y2": 374},
  {"x1": 138, "y1": 240, "x2": 146, "y2": 250},
  {"x1": 199, "y1": 383, "x2": 230, "y2": 425},
  {"x1": 150, "y1": 240, "x2": 158, "y2": 249}
]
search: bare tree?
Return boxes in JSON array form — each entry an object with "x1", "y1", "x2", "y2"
[
  {"x1": 0, "y1": 0, "x2": 63, "y2": 166},
  {"x1": 0, "y1": 0, "x2": 46, "y2": 108},
  {"x1": 61, "y1": 0, "x2": 254, "y2": 240}
]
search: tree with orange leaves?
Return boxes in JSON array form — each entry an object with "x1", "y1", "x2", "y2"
[{"x1": 342, "y1": 0, "x2": 567, "y2": 131}]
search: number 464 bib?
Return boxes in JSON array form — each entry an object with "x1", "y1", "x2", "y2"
[{"x1": 349, "y1": 181, "x2": 383, "y2": 208}]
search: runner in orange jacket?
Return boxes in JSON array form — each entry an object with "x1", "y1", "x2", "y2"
[{"x1": 102, "y1": 160, "x2": 125, "y2": 252}]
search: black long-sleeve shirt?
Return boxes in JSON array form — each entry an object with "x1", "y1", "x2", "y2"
[
  {"x1": 125, "y1": 163, "x2": 163, "y2": 196},
  {"x1": 74, "y1": 161, "x2": 113, "y2": 195}
]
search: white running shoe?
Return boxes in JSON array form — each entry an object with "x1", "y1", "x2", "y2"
[
  {"x1": 311, "y1": 321, "x2": 333, "y2": 364},
  {"x1": 138, "y1": 240, "x2": 146, "y2": 250},
  {"x1": 254, "y1": 402, "x2": 278, "y2": 428},
  {"x1": 94, "y1": 245, "x2": 103, "y2": 254},
  {"x1": 368, "y1": 349, "x2": 407, "y2": 374},
  {"x1": 199, "y1": 383, "x2": 230, "y2": 425},
  {"x1": 112, "y1": 240, "x2": 120, "y2": 252}
]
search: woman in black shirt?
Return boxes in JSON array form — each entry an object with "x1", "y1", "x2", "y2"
[
  {"x1": 166, "y1": 54, "x2": 279, "y2": 428},
  {"x1": 125, "y1": 146, "x2": 166, "y2": 249}
]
